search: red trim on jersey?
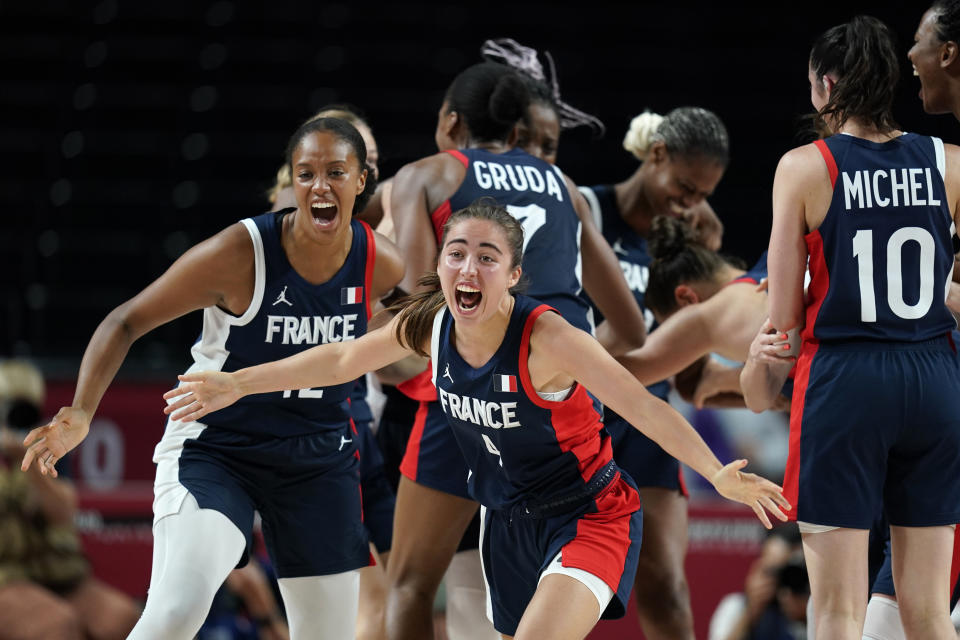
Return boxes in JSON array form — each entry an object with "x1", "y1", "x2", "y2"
[
  {"x1": 802, "y1": 229, "x2": 830, "y2": 343},
  {"x1": 814, "y1": 139, "x2": 838, "y2": 189},
  {"x1": 783, "y1": 340, "x2": 820, "y2": 518},
  {"x1": 399, "y1": 401, "x2": 430, "y2": 482},
  {"x1": 561, "y1": 474, "x2": 641, "y2": 593},
  {"x1": 516, "y1": 304, "x2": 610, "y2": 483},
  {"x1": 446, "y1": 149, "x2": 469, "y2": 167},
  {"x1": 430, "y1": 200, "x2": 453, "y2": 245},
  {"x1": 396, "y1": 366, "x2": 438, "y2": 402},
  {"x1": 428, "y1": 151, "x2": 470, "y2": 242},
  {"x1": 359, "y1": 220, "x2": 376, "y2": 320}
]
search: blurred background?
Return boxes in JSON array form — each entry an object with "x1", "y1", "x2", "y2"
[{"x1": 0, "y1": 1, "x2": 949, "y2": 637}]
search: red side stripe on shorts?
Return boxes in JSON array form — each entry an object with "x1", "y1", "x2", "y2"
[
  {"x1": 399, "y1": 401, "x2": 430, "y2": 482},
  {"x1": 360, "y1": 220, "x2": 376, "y2": 320},
  {"x1": 813, "y1": 139, "x2": 838, "y2": 189},
  {"x1": 562, "y1": 475, "x2": 641, "y2": 593},
  {"x1": 783, "y1": 341, "x2": 819, "y2": 519}
]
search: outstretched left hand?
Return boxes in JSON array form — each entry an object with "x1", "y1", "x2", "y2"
[{"x1": 711, "y1": 459, "x2": 791, "y2": 529}]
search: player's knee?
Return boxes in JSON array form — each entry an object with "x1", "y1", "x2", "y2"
[
  {"x1": 896, "y1": 593, "x2": 948, "y2": 636},
  {"x1": 138, "y1": 584, "x2": 215, "y2": 637}
]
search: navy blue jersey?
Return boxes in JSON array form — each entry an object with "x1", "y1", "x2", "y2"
[
  {"x1": 190, "y1": 212, "x2": 375, "y2": 436},
  {"x1": 805, "y1": 134, "x2": 956, "y2": 343},
  {"x1": 433, "y1": 149, "x2": 592, "y2": 334},
  {"x1": 430, "y1": 295, "x2": 612, "y2": 510},
  {"x1": 731, "y1": 251, "x2": 768, "y2": 285},
  {"x1": 579, "y1": 184, "x2": 669, "y2": 399}
]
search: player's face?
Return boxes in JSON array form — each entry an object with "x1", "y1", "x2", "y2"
[
  {"x1": 517, "y1": 102, "x2": 560, "y2": 164},
  {"x1": 647, "y1": 149, "x2": 724, "y2": 218},
  {"x1": 291, "y1": 131, "x2": 366, "y2": 242},
  {"x1": 909, "y1": 9, "x2": 952, "y2": 115},
  {"x1": 438, "y1": 218, "x2": 521, "y2": 323}
]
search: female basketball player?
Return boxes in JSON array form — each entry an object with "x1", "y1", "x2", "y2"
[
  {"x1": 265, "y1": 103, "x2": 396, "y2": 640},
  {"x1": 382, "y1": 61, "x2": 648, "y2": 640},
  {"x1": 163, "y1": 201, "x2": 789, "y2": 640},
  {"x1": 577, "y1": 107, "x2": 730, "y2": 640},
  {"x1": 766, "y1": 15, "x2": 960, "y2": 639},
  {"x1": 20, "y1": 118, "x2": 405, "y2": 640},
  {"x1": 612, "y1": 216, "x2": 793, "y2": 409}
]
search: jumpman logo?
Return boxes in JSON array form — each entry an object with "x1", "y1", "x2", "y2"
[
  {"x1": 339, "y1": 435, "x2": 353, "y2": 451},
  {"x1": 612, "y1": 239, "x2": 629, "y2": 256},
  {"x1": 442, "y1": 363, "x2": 454, "y2": 384},
  {"x1": 272, "y1": 285, "x2": 293, "y2": 306}
]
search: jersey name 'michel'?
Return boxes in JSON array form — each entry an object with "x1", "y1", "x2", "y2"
[
  {"x1": 438, "y1": 387, "x2": 521, "y2": 429},
  {"x1": 842, "y1": 167, "x2": 942, "y2": 210},
  {"x1": 472, "y1": 160, "x2": 565, "y2": 203},
  {"x1": 265, "y1": 314, "x2": 358, "y2": 345}
]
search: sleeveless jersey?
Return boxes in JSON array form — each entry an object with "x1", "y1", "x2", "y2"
[
  {"x1": 188, "y1": 211, "x2": 375, "y2": 436},
  {"x1": 579, "y1": 184, "x2": 669, "y2": 398},
  {"x1": 398, "y1": 147, "x2": 593, "y2": 403},
  {"x1": 805, "y1": 134, "x2": 956, "y2": 343},
  {"x1": 430, "y1": 294, "x2": 613, "y2": 510},
  {"x1": 731, "y1": 251, "x2": 768, "y2": 285}
]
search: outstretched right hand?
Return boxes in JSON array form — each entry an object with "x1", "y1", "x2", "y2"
[
  {"x1": 163, "y1": 371, "x2": 243, "y2": 423},
  {"x1": 21, "y1": 407, "x2": 91, "y2": 477}
]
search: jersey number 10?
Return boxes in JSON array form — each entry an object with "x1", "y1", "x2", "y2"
[{"x1": 852, "y1": 226, "x2": 937, "y2": 322}]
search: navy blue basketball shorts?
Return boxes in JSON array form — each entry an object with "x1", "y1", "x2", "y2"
[
  {"x1": 153, "y1": 421, "x2": 370, "y2": 579},
  {"x1": 478, "y1": 469, "x2": 643, "y2": 635},
  {"x1": 355, "y1": 418, "x2": 396, "y2": 553},
  {"x1": 872, "y1": 525, "x2": 960, "y2": 608},
  {"x1": 607, "y1": 411, "x2": 688, "y2": 496},
  {"x1": 785, "y1": 337, "x2": 960, "y2": 529},
  {"x1": 400, "y1": 400, "x2": 472, "y2": 500}
]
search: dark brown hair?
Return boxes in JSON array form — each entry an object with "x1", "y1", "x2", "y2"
[
  {"x1": 391, "y1": 200, "x2": 524, "y2": 356},
  {"x1": 645, "y1": 216, "x2": 729, "y2": 317},
  {"x1": 809, "y1": 15, "x2": 900, "y2": 135}
]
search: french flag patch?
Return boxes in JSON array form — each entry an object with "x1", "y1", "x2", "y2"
[
  {"x1": 493, "y1": 374, "x2": 517, "y2": 393},
  {"x1": 340, "y1": 286, "x2": 363, "y2": 305}
]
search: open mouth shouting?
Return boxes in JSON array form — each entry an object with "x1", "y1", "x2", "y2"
[
  {"x1": 455, "y1": 283, "x2": 482, "y2": 313},
  {"x1": 310, "y1": 201, "x2": 338, "y2": 227}
]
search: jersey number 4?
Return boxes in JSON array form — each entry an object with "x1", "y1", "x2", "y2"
[{"x1": 852, "y1": 227, "x2": 938, "y2": 322}]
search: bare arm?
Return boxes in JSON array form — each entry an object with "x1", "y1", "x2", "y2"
[
  {"x1": 22, "y1": 224, "x2": 254, "y2": 475},
  {"x1": 164, "y1": 314, "x2": 419, "y2": 423},
  {"x1": 618, "y1": 285, "x2": 766, "y2": 385},
  {"x1": 768, "y1": 147, "x2": 820, "y2": 331},
  {"x1": 566, "y1": 174, "x2": 647, "y2": 350},
  {"x1": 740, "y1": 320, "x2": 797, "y2": 413},
  {"x1": 529, "y1": 313, "x2": 790, "y2": 527},
  {"x1": 371, "y1": 230, "x2": 405, "y2": 302}
]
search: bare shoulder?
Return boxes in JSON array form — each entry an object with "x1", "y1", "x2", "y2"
[
  {"x1": 777, "y1": 143, "x2": 828, "y2": 179},
  {"x1": 529, "y1": 309, "x2": 590, "y2": 358},
  {"x1": 188, "y1": 221, "x2": 254, "y2": 270}
]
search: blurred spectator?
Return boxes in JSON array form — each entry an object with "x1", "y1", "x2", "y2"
[
  {"x1": 709, "y1": 524, "x2": 809, "y2": 640},
  {"x1": 0, "y1": 359, "x2": 141, "y2": 639}
]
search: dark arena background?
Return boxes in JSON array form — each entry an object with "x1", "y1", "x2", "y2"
[{"x1": 1, "y1": 2, "x2": 954, "y2": 638}]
